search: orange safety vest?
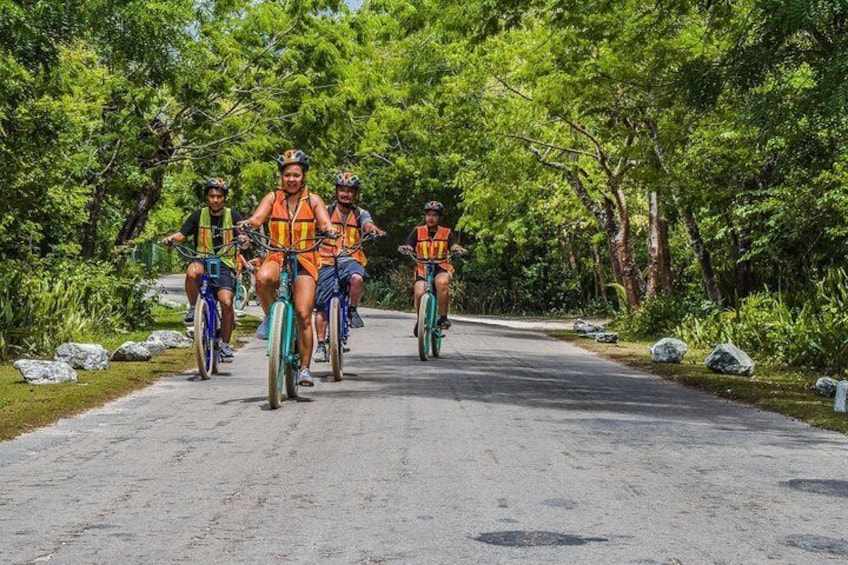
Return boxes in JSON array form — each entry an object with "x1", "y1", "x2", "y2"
[
  {"x1": 197, "y1": 207, "x2": 236, "y2": 269},
  {"x1": 414, "y1": 225, "x2": 453, "y2": 278},
  {"x1": 319, "y1": 205, "x2": 367, "y2": 267},
  {"x1": 268, "y1": 189, "x2": 319, "y2": 280}
]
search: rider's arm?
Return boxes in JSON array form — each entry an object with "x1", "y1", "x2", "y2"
[
  {"x1": 241, "y1": 192, "x2": 275, "y2": 229},
  {"x1": 397, "y1": 229, "x2": 416, "y2": 254},
  {"x1": 163, "y1": 210, "x2": 200, "y2": 245},
  {"x1": 359, "y1": 209, "x2": 386, "y2": 236},
  {"x1": 448, "y1": 231, "x2": 466, "y2": 254}
]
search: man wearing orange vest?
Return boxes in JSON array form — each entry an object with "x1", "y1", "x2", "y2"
[
  {"x1": 163, "y1": 178, "x2": 244, "y2": 360},
  {"x1": 398, "y1": 201, "x2": 466, "y2": 335},
  {"x1": 240, "y1": 150, "x2": 337, "y2": 387},
  {"x1": 313, "y1": 171, "x2": 385, "y2": 363}
]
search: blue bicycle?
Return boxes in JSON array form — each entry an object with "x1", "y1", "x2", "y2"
[
  {"x1": 321, "y1": 232, "x2": 380, "y2": 381},
  {"x1": 243, "y1": 227, "x2": 328, "y2": 408},
  {"x1": 173, "y1": 241, "x2": 237, "y2": 379}
]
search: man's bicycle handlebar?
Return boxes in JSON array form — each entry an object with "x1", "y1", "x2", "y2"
[{"x1": 324, "y1": 231, "x2": 383, "y2": 258}]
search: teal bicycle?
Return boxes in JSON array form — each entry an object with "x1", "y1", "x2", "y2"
[
  {"x1": 400, "y1": 249, "x2": 464, "y2": 361},
  {"x1": 244, "y1": 227, "x2": 327, "y2": 408}
]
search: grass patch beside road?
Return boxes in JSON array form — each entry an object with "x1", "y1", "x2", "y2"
[
  {"x1": 549, "y1": 330, "x2": 848, "y2": 435},
  {"x1": 0, "y1": 306, "x2": 259, "y2": 441}
]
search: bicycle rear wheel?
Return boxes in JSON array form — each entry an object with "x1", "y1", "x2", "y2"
[
  {"x1": 329, "y1": 297, "x2": 344, "y2": 381},
  {"x1": 417, "y1": 293, "x2": 431, "y2": 361},
  {"x1": 267, "y1": 303, "x2": 286, "y2": 408},
  {"x1": 194, "y1": 299, "x2": 214, "y2": 380}
]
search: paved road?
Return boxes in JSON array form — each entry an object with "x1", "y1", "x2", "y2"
[{"x1": 1, "y1": 289, "x2": 847, "y2": 563}]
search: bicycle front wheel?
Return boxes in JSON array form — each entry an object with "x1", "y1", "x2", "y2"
[
  {"x1": 284, "y1": 328, "x2": 298, "y2": 399},
  {"x1": 431, "y1": 326, "x2": 442, "y2": 358},
  {"x1": 329, "y1": 297, "x2": 344, "y2": 381},
  {"x1": 194, "y1": 299, "x2": 214, "y2": 380},
  {"x1": 417, "y1": 293, "x2": 431, "y2": 361},
  {"x1": 267, "y1": 303, "x2": 286, "y2": 409}
]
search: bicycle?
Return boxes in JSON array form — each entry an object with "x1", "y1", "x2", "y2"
[
  {"x1": 243, "y1": 227, "x2": 328, "y2": 409},
  {"x1": 400, "y1": 249, "x2": 464, "y2": 361},
  {"x1": 234, "y1": 254, "x2": 259, "y2": 313},
  {"x1": 172, "y1": 241, "x2": 238, "y2": 379},
  {"x1": 319, "y1": 232, "x2": 380, "y2": 381}
]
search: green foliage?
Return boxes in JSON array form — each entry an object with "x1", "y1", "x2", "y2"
[
  {"x1": 0, "y1": 259, "x2": 155, "y2": 360},
  {"x1": 620, "y1": 295, "x2": 715, "y2": 339},
  {"x1": 675, "y1": 270, "x2": 848, "y2": 372}
]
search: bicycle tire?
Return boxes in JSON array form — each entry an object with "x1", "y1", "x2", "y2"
[
  {"x1": 234, "y1": 279, "x2": 248, "y2": 311},
  {"x1": 432, "y1": 327, "x2": 442, "y2": 358},
  {"x1": 417, "y1": 293, "x2": 431, "y2": 361},
  {"x1": 267, "y1": 303, "x2": 286, "y2": 408},
  {"x1": 194, "y1": 299, "x2": 213, "y2": 380},
  {"x1": 284, "y1": 326, "x2": 298, "y2": 399},
  {"x1": 329, "y1": 297, "x2": 344, "y2": 381}
]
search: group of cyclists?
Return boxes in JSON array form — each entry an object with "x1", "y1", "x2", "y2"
[{"x1": 163, "y1": 149, "x2": 466, "y2": 386}]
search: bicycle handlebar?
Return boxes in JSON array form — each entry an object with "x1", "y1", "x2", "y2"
[
  {"x1": 399, "y1": 248, "x2": 466, "y2": 265},
  {"x1": 325, "y1": 231, "x2": 383, "y2": 258},
  {"x1": 239, "y1": 225, "x2": 333, "y2": 255},
  {"x1": 170, "y1": 241, "x2": 239, "y2": 261}
]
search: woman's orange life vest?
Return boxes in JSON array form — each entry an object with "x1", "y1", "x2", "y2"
[
  {"x1": 268, "y1": 189, "x2": 319, "y2": 280},
  {"x1": 414, "y1": 225, "x2": 453, "y2": 278},
  {"x1": 319, "y1": 205, "x2": 366, "y2": 267}
]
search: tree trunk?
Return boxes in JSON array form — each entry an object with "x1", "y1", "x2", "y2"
[
  {"x1": 114, "y1": 119, "x2": 175, "y2": 248},
  {"x1": 643, "y1": 118, "x2": 717, "y2": 304},
  {"x1": 659, "y1": 214, "x2": 673, "y2": 295},
  {"x1": 681, "y1": 207, "x2": 722, "y2": 304},
  {"x1": 80, "y1": 176, "x2": 107, "y2": 259},
  {"x1": 647, "y1": 191, "x2": 662, "y2": 300},
  {"x1": 610, "y1": 182, "x2": 643, "y2": 311},
  {"x1": 591, "y1": 242, "x2": 608, "y2": 307},
  {"x1": 736, "y1": 224, "x2": 753, "y2": 298}
]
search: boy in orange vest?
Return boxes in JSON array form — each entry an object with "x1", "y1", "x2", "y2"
[{"x1": 398, "y1": 201, "x2": 466, "y2": 335}]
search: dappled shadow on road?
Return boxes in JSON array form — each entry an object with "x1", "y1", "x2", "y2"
[{"x1": 308, "y1": 322, "x2": 847, "y2": 447}]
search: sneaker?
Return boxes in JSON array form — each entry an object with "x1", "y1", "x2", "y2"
[
  {"x1": 184, "y1": 307, "x2": 195, "y2": 324},
  {"x1": 348, "y1": 308, "x2": 364, "y2": 328},
  {"x1": 437, "y1": 316, "x2": 452, "y2": 329},
  {"x1": 255, "y1": 317, "x2": 270, "y2": 340},
  {"x1": 413, "y1": 323, "x2": 418, "y2": 337},
  {"x1": 220, "y1": 344, "x2": 235, "y2": 361},
  {"x1": 297, "y1": 367, "x2": 314, "y2": 387},
  {"x1": 313, "y1": 343, "x2": 329, "y2": 363}
]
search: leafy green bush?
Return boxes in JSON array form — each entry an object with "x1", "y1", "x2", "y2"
[
  {"x1": 674, "y1": 269, "x2": 848, "y2": 372},
  {"x1": 0, "y1": 259, "x2": 155, "y2": 360},
  {"x1": 619, "y1": 295, "x2": 712, "y2": 338}
]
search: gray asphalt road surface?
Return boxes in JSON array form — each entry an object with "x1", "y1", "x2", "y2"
[{"x1": 1, "y1": 296, "x2": 846, "y2": 563}]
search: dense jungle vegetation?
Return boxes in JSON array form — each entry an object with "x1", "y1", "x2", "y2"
[{"x1": 4, "y1": 0, "x2": 848, "y2": 371}]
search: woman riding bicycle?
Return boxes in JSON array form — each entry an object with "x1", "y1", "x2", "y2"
[
  {"x1": 162, "y1": 177, "x2": 244, "y2": 360},
  {"x1": 397, "y1": 201, "x2": 466, "y2": 335},
  {"x1": 239, "y1": 149, "x2": 337, "y2": 387},
  {"x1": 313, "y1": 171, "x2": 385, "y2": 363}
]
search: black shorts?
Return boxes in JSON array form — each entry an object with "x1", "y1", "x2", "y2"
[{"x1": 190, "y1": 260, "x2": 237, "y2": 294}]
